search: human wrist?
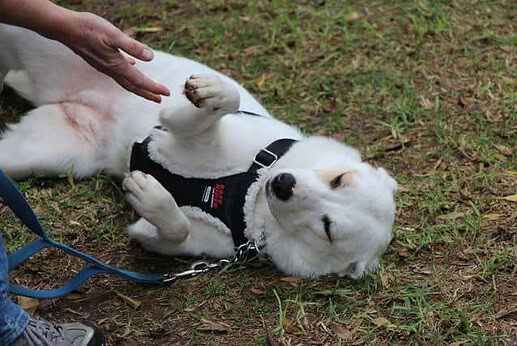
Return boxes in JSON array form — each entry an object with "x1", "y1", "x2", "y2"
[{"x1": 37, "y1": 4, "x2": 83, "y2": 44}]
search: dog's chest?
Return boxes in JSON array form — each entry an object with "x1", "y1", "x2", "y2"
[{"x1": 130, "y1": 128, "x2": 298, "y2": 247}]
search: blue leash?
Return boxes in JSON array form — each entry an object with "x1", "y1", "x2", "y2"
[{"x1": 0, "y1": 169, "x2": 166, "y2": 299}]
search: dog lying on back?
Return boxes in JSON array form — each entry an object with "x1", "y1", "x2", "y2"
[{"x1": 0, "y1": 24, "x2": 397, "y2": 278}]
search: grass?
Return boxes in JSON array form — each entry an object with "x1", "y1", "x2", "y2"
[{"x1": 1, "y1": 0, "x2": 516, "y2": 344}]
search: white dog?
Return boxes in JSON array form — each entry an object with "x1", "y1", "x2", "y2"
[{"x1": 0, "y1": 24, "x2": 397, "y2": 278}]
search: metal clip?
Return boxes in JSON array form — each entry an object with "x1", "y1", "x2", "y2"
[
  {"x1": 162, "y1": 273, "x2": 178, "y2": 283},
  {"x1": 190, "y1": 260, "x2": 219, "y2": 272},
  {"x1": 162, "y1": 261, "x2": 214, "y2": 283}
]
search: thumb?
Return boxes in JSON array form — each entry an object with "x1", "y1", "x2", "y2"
[{"x1": 118, "y1": 34, "x2": 154, "y2": 61}]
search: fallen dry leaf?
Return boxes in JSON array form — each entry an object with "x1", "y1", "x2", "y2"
[
  {"x1": 397, "y1": 247, "x2": 412, "y2": 257},
  {"x1": 371, "y1": 317, "x2": 394, "y2": 328},
  {"x1": 483, "y1": 213, "x2": 504, "y2": 220},
  {"x1": 64, "y1": 307, "x2": 91, "y2": 319},
  {"x1": 66, "y1": 292, "x2": 85, "y2": 300},
  {"x1": 135, "y1": 27, "x2": 163, "y2": 33},
  {"x1": 384, "y1": 136, "x2": 411, "y2": 152},
  {"x1": 243, "y1": 45, "x2": 262, "y2": 57},
  {"x1": 344, "y1": 11, "x2": 361, "y2": 22},
  {"x1": 280, "y1": 277, "x2": 299, "y2": 287},
  {"x1": 114, "y1": 290, "x2": 141, "y2": 309},
  {"x1": 494, "y1": 144, "x2": 513, "y2": 156},
  {"x1": 420, "y1": 95, "x2": 433, "y2": 110},
  {"x1": 17, "y1": 296, "x2": 40, "y2": 315},
  {"x1": 250, "y1": 287, "x2": 265, "y2": 295},
  {"x1": 380, "y1": 272, "x2": 391, "y2": 288},
  {"x1": 330, "y1": 323, "x2": 353, "y2": 340},
  {"x1": 256, "y1": 73, "x2": 267, "y2": 88},
  {"x1": 502, "y1": 194, "x2": 517, "y2": 203},
  {"x1": 33, "y1": 206, "x2": 45, "y2": 216},
  {"x1": 197, "y1": 319, "x2": 231, "y2": 332},
  {"x1": 282, "y1": 318, "x2": 304, "y2": 335}
]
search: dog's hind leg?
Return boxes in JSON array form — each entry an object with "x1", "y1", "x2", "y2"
[
  {"x1": 0, "y1": 24, "x2": 119, "y2": 107},
  {"x1": 0, "y1": 103, "x2": 108, "y2": 179},
  {"x1": 127, "y1": 218, "x2": 184, "y2": 256},
  {"x1": 159, "y1": 74, "x2": 240, "y2": 138}
]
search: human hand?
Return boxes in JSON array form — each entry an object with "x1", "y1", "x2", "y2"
[{"x1": 58, "y1": 12, "x2": 170, "y2": 103}]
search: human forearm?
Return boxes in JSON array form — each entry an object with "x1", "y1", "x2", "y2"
[{"x1": 0, "y1": 0, "x2": 76, "y2": 41}]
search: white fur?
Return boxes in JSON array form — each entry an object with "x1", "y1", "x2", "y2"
[{"x1": 0, "y1": 24, "x2": 397, "y2": 278}]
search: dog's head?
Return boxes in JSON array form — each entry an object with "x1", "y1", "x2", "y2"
[{"x1": 261, "y1": 137, "x2": 397, "y2": 278}]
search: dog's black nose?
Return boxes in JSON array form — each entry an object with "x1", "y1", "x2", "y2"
[{"x1": 271, "y1": 173, "x2": 296, "y2": 201}]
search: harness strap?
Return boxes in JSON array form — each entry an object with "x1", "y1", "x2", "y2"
[
  {"x1": 0, "y1": 169, "x2": 165, "y2": 299},
  {"x1": 248, "y1": 138, "x2": 297, "y2": 174},
  {"x1": 236, "y1": 138, "x2": 296, "y2": 245}
]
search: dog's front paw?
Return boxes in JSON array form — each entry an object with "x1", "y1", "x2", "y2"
[
  {"x1": 184, "y1": 74, "x2": 240, "y2": 114},
  {"x1": 123, "y1": 171, "x2": 175, "y2": 225},
  {"x1": 123, "y1": 171, "x2": 190, "y2": 242}
]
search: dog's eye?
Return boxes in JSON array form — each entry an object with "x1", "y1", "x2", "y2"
[
  {"x1": 330, "y1": 173, "x2": 345, "y2": 189},
  {"x1": 321, "y1": 214, "x2": 333, "y2": 243}
]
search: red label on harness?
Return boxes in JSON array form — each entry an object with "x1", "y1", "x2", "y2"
[{"x1": 212, "y1": 183, "x2": 225, "y2": 209}]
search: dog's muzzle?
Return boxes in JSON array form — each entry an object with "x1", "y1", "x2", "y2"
[{"x1": 270, "y1": 172, "x2": 296, "y2": 201}]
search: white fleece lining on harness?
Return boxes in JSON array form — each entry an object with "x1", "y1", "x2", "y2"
[
  {"x1": 243, "y1": 169, "x2": 269, "y2": 239},
  {"x1": 179, "y1": 205, "x2": 230, "y2": 235},
  {"x1": 146, "y1": 126, "x2": 256, "y2": 179}
]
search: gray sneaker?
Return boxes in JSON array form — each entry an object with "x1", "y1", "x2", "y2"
[{"x1": 11, "y1": 318, "x2": 105, "y2": 346}]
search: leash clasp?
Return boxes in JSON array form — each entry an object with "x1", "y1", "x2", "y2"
[
  {"x1": 161, "y1": 233, "x2": 267, "y2": 283},
  {"x1": 161, "y1": 260, "x2": 220, "y2": 283}
]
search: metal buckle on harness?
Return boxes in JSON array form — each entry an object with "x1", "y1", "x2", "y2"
[{"x1": 253, "y1": 148, "x2": 278, "y2": 168}]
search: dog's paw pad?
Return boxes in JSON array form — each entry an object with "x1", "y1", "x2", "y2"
[
  {"x1": 185, "y1": 74, "x2": 215, "y2": 108},
  {"x1": 183, "y1": 74, "x2": 239, "y2": 113}
]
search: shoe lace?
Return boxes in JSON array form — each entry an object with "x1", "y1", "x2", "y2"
[{"x1": 28, "y1": 319, "x2": 65, "y2": 342}]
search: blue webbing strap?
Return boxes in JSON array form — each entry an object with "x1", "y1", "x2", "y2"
[{"x1": 0, "y1": 169, "x2": 165, "y2": 298}]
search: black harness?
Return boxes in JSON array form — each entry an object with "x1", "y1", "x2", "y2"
[{"x1": 130, "y1": 123, "x2": 297, "y2": 247}]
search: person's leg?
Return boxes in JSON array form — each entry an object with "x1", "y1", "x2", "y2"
[
  {"x1": 0, "y1": 231, "x2": 29, "y2": 346},
  {"x1": 1, "y1": 232, "x2": 105, "y2": 346}
]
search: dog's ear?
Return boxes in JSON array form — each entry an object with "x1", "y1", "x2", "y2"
[{"x1": 376, "y1": 167, "x2": 398, "y2": 197}]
